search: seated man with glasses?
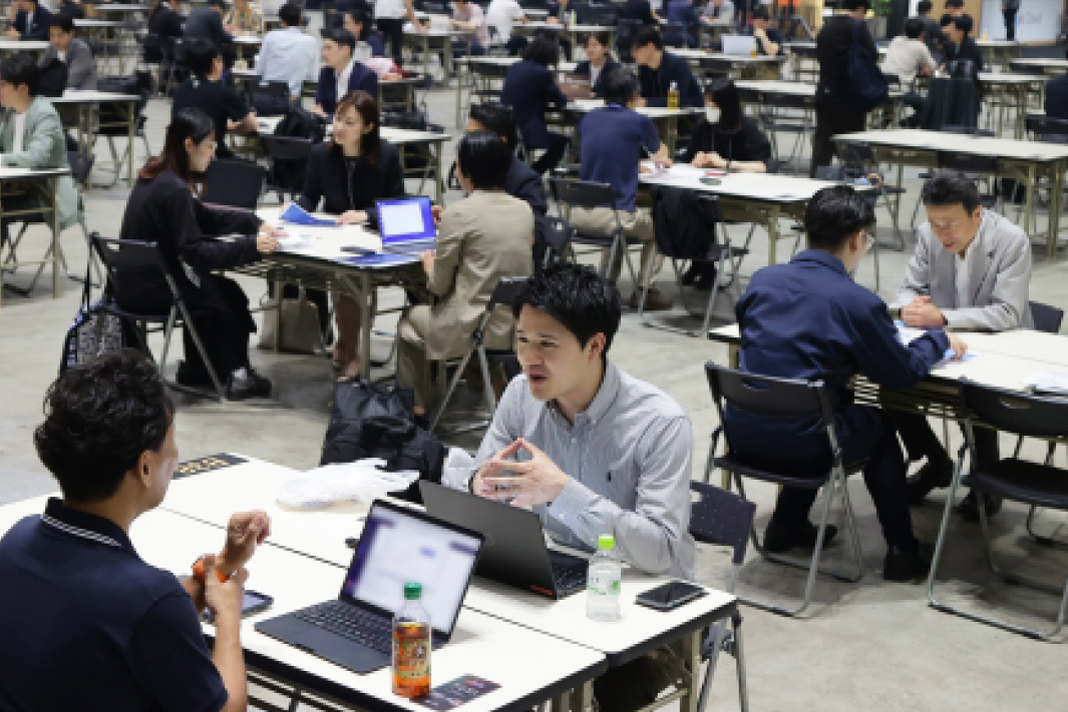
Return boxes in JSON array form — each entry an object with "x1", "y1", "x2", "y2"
[{"x1": 725, "y1": 185, "x2": 967, "y2": 581}]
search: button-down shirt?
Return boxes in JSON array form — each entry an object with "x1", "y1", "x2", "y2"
[
  {"x1": 337, "y1": 58, "x2": 356, "y2": 106},
  {"x1": 467, "y1": 360, "x2": 696, "y2": 579},
  {"x1": 256, "y1": 26, "x2": 319, "y2": 99}
]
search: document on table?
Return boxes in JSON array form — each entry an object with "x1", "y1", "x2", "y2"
[
  {"x1": 1022, "y1": 371, "x2": 1068, "y2": 396},
  {"x1": 279, "y1": 203, "x2": 337, "y2": 227},
  {"x1": 895, "y1": 322, "x2": 976, "y2": 366}
]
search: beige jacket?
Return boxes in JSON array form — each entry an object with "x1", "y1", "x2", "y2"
[{"x1": 425, "y1": 190, "x2": 534, "y2": 360}]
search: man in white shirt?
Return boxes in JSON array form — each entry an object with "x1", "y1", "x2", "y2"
[
  {"x1": 881, "y1": 18, "x2": 936, "y2": 125},
  {"x1": 451, "y1": 0, "x2": 489, "y2": 54},
  {"x1": 255, "y1": 3, "x2": 318, "y2": 101},
  {"x1": 373, "y1": 0, "x2": 426, "y2": 67},
  {"x1": 701, "y1": 0, "x2": 734, "y2": 24},
  {"x1": 486, "y1": 0, "x2": 528, "y2": 54}
]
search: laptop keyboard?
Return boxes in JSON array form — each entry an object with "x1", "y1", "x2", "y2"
[
  {"x1": 552, "y1": 563, "x2": 588, "y2": 597},
  {"x1": 293, "y1": 601, "x2": 393, "y2": 654}
]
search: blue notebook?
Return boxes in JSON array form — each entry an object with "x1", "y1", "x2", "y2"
[{"x1": 279, "y1": 204, "x2": 337, "y2": 227}]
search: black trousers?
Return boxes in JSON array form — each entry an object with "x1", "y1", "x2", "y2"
[
  {"x1": 885, "y1": 409, "x2": 1001, "y2": 471},
  {"x1": 1003, "y1": 8, "x2": 1018, "y2": 40},
  {"x1": 901, "y1": 91, "x2": 925, "y2": 127},
  {"x1": 377, "y1": 18, "x2": 406, "y2": 66},
  {"x1": 531, "y1": 133, "x2": 569, "y2": 175},
  {"x1": 811, "y1": 96, "x2": 868, "y2": 177},
  {"x1": 505, "y1": 35, "x2": 528, "y2": 56}
]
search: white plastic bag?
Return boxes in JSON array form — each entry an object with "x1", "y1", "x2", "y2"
[
  {"x1": 441, "y1": 448, "x2": 476, "y2": 490},
  {"x1": 277, "y1": 461, "x2": 420, "y2": 509}
]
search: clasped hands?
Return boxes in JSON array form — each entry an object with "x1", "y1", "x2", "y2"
[
  {"x1": 472, "y1": 439, "x2": 569, "y2": 508},
  {"x1": 900, "y1": 296, "x2": 968, "y2": 359}
]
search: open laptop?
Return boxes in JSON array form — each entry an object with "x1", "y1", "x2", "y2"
[
  {"x1": 722, "y1": 35, "x2": 757, "y2": 56},
  {"x1": 429, "y1": 13, "x2": 451, "y2": 31},
  {"x1": 419, "y1": 482, "x2": 588, "y2": 599},
  {"x1": 255, "y1": 499, "x2": 484, "y2": 674},
  {"x1": 376, "y1": 197, "x2": 438, "y2": 256}
]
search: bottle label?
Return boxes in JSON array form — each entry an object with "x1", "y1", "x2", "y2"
[
  {"x1": 393, "y1": 636, "x2": 430, "y2": 679},
  {"x1": 588, "y1": 572, "x2": 621, "y2": 596}
]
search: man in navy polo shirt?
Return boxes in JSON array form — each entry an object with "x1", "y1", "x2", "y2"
[
  {"x1": 569, "y1": 67, "x2": 675, "y2": 311},
  {"x1": 0, "y1": 349, "x2": 271, "y2": 712}
]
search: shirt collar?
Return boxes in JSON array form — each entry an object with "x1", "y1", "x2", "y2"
[
  {"x1": 41, "y1": 497, "x2": 137, "y2": 555},
  {"x1": 791, "y1": 248, "x2": 849, "y2": 276},
  {"x1": 547, "y1": 359, "x2": 622, "y2": 428},
  {"x1": 339, "y1": 58, "x2": 356, "y2": 85},
  {"x1": 957, "y1": 209, "x2": 992, "y2": 261}
]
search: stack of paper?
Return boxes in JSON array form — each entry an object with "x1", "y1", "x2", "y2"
[{"x1": 1023, "y1": 371, "x2": 1068, "y2": 396}]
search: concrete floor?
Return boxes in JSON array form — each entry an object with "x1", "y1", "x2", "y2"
[{"x1": 3, "y1": 65, "x2": 1068, "y2": 711}]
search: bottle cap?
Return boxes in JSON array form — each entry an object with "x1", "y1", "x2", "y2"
[
  {"x1": 598, "y1": 534, "x2": 615, "y2": 551},
  {"x1": 403, "y1": 582, "x2": 422, "y2": 600}
]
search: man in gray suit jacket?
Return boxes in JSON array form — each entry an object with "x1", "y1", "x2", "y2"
[
  {"x1": 887, "y1": 172, "x2": 1033, "y2": 520},
  {"x1": 39, "y1": 14, "x2": 97, "y2": 90}
]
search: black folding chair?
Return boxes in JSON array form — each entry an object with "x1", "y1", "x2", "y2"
[
  {"x1": 834, "y1": 139, "x2": 905, "y2": 250},
  {"x1": 938, "y1": 151, "x2": 1000, "y2": 209},
  {"x1": 541, "y1": 214, "x2": 574, "y2": 268},
  {"x1": 90, "y1": 234, "x2": 226, "y2": 400},
  {"x1": 203, "y1": 159, "x2": 268, "y2": 210},
  {"x1": 704, "y1": 362, "x2": 866, "y2": 616},
  {"x1": 757, "y1": 92, "x2": 812, "y2": 175},
  {"x1": 1027, "y1": 114, "x2": 1068, "y2": 144},
  {"x1": 429, "y1": 277, "x2": 528, "y2": 435},
  {"x1": 927, "y1": 379, "x2": 1068, "y2": 639},
  {"x1": 549, "y1": 177, "x2": 640, "y2": 288},
  {"x1": 689, "y1": 481, "x2": 752, "y2": 712},
  {"x1": 260, "y1": 135, "x2": 314, "y2": 203}
]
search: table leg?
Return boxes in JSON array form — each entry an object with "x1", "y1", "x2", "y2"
[
  {"x1": 1048, "y1": 160, "x2": 1064, "y2": 260},
  {"x1": 1023, "y1": 162, "x2": 1035, "y2": 239},
  {"x1": 568, "y1": 681, "x2": 593, "y2": 712},
  {"x1": 550, "y1": 691, "x2": 572, "y2": 712},
  {"x1": 422, "y1": 36, "x2": 430, "y2": 81},
  {"x1": 51, "y1": 174, "x2": 60, "y2": 299},
  {"x1": 445, "y1": 36, "x2": 454, "y2": 80},
  {"x1": 679, "y1": 628, "x2": 702, "y2": 712},
  {"x1": 127, "y1": 99, "x2": 135, "y2": 186},
  {"x1": 766, "y1": 206, "x2": 781, "y2": 265},
  {"x1": 434, "y1": 141, "x2": 443, "y2": 204},
  {"x1": 454, "y1": 58, "x2": 465, "y2": 127}
]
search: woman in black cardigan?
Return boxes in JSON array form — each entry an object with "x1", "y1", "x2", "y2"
[
  {"x1": 116, "y1": 108, "x2": 286, "y2": 399},
  {"x1": 296, "y1": 90, "x2": 405, "y2": 380}
]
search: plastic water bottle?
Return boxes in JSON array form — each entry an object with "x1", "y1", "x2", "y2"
[
  {"x1": 667, "y1": 81, "x2": 680, "y2": 110},
  {"x1": 586, "y1": 535, "x2": 622, "y2": 621}
]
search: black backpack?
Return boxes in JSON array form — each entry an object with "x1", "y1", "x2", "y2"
[
  {"x1": 38, "y1": 57, "x2": 68, "y2": 97},
  {"x1": 650, "y1": 185, "x2": 723, "y2": 261}
]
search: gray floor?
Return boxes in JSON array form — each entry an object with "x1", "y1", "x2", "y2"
[{"x1": 3, "y1": 73, "x2": 1068, "y2": 711}]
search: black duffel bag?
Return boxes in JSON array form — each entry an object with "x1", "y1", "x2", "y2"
[{"x1": 350, "y1": 415, "x2": 445, "y2": 503}]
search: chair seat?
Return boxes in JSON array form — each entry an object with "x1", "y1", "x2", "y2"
[
  {"x1": 963, "y1": 458, "x2": 1068, "y2": 510},
  {"x1": 706, "y1": 245, "x2": 749, "y2": 261},
  {"x1": 484, "y1": 349, "x2": 517, "y2": 360},
  {"x1": 572, "y1": 232, "x2": 643, "y2": 247},
  {"x1": 98, "y1": 302, "x2": 174, "y2": 325},
  {"x1": 714, "y1": 453, "x2": 865, "y2": 490}
]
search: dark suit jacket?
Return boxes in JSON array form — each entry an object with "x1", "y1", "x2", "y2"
[
  {"x1": 505, "y1": 154, "x2": 547, "y2": 246},
  {"x1": 184, "y1": 6, "x2": 233, "y2": 45},
  {"x1": 621, "y1": 0, "x2": 657, "y2": 24},
  {"x1": 13, "y1": 6, "x2": 51, "y2": 41},
  {"x1": 546, "y1": 0, "x2": 587, "y2": 22},
  {"x1": 315, "y1": 62, "x2": 380, "y2": 117},
  {"x1": 501, "y1": 59, "x2": 568, "y2": 149},
  {"x1": 1046, "y1": 74, "x2": 1068, "y2": 120},
  {"x1": 149, "y1": 5, "x2": 185, "y2": 38},
  {"x1": 638, "y1": 51, "x2": 703, "y2": 107},
  {"x1": 296, "y1": 141, "x2": 405, "y2": 229},
  {"x1": 943, "y1": 37, "x2": 983, "y2": 87},
  {"x1": 573, "y1": 57, "x2": 620, "y2": 96}
]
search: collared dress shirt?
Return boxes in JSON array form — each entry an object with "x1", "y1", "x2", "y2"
[{"x1": 256, "y1": 26, "x2": 319, "y2": 99}]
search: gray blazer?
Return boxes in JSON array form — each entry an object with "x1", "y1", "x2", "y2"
[
  {"x1": 0, "y1": 96, "x2": 80, "y2": 230},
  {"x1": 38, "y1": 38, "x2": 98, "y2": 90},
  {"x1": 891, "y1": 209, "x2": 1033, "y2": 331}
]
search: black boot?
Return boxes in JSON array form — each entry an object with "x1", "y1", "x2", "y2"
[
  {"x1": 958, "y1": 490, "x2": 1003, "y2": 522},
  {"x1": 906, "y1": 460, "x2": 954, "y2": 505},
  {"x1": 883, "y1": 541, "x2": 934, "y2": 582}
]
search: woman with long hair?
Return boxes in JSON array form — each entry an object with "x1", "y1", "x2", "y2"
[
  {"x1": 296, "y1": 90, "x2": 405, "y2": 381},
  {"x1": 115, "y1": 108, "x2": 287, "y2": 399}
]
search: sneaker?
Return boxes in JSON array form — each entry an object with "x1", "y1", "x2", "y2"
[
  {"x1": 227, "y1": 367, "x2": 272, "y2": 401},
  {"x1": 906, "y1": 460, "x2": 954, "y2": 505},
  {"x1": 630, "y1": 286, "x2": 673, "y2": 311},
  {"x1": 764, "y1": 519, "x2": 838, "y2": 554},
  {"x1": 958, "y1": 490, "x2": 1003, "y2": 522},
  {"x1": 883, "y1": 541, "x2": 934, "y2": 582}
]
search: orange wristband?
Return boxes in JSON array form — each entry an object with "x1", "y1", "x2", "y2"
[{"x1": 192, "y1": 558, "x2": 229, "y2": 584}]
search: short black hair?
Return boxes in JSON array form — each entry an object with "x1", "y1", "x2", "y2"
[
  {"x1": 805, "y1": 185, "x2": 876, "y2": 251},
  {"x1": 344, "y1": 7, "x2": 372, "y2": 38},
  {"x1": 49, "y1": 13, "x2": 75, "y2": 33},
  {"x1": 277, "y1": 2, "x2": 301, "y2": 27},
  {"x1": 456, "y1": 130, "x2": 513, "y2": 190},
  {"x1": 950, "y1": 15, "x2": 972, "y2": 33},
  {"x1": 522, "y1": 35, "x2": 560, "y2": 67},
  {"x1": 324, "y1": 27, "x2": 356, "y2": 55},
  {"x1": 751, "y1": 6, "x2": 769, "y2": 20},
  {"x1": 468, "y1": 102, "x2": 518, "y2": 149},
  {"x1": 917, "y1": 0, "x2": 933, "y2": 13},
  {"x1": 904, "y1": 17, "x2": 924, "y2": 38},
  {"x1": 945, "y1": 0, "x2": 964, "y2": 8},
  {"x1": 34, "y1": 350, "x2": 175, "y2": 503},
  {"x1": 841, "y1": 0, "x2": 871, "y2": 10},
  {"x1": 921, "y1": 171, "x2": 981, "y2": 214},
  {"x1": 207, "y1": 0, "x2": 228, "y2": 9},
  {"x1": 513, "y1": 263, "x2": 622, "y2": 358},
  {"x1": 601, "y1": 66, "x2": 639, "y2": 106},
  {"x1": 632, "y1": 26, "x2": 663, "y2": 50},
  {"x1": 0, "y1": 54, "x2": 40, "y2": 97},
  {"x1": 185, "y1": 39, "x2": 221, "y2": 76}
]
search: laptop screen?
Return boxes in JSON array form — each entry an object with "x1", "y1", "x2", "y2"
[
  {"x1": 341, "y1": 502, "x2": 482, "y2": 636},
  {"x1": 722, "y1": 35, "x2": 757, "y2": 56},
  {"x1": 376, "y1": 197, "x2": 436, "y2": 245}
]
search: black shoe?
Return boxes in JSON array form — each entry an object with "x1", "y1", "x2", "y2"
[
  {"x1": 692, "y1": 268, "x2": 718, "y2": 292},
  {"x1": 958, "y1": 490, "x2": 1003, "y2": 522},
  {"x1": 680, "y1": 263, "x2": 699, "y2": 286},
  {"x1": 764, "y1": 519, "x2": 838, "y2": 554},
  {"x1": 226, "y1": 367, "x2": 272, "y2": 401},
  {"x1": 883, "y1": 541, "x2": 934, "y2": 582},
  {"x1": 175, "y1": 360, "x2": 215, "y2": 389},
  {"x1": 906, "y1": 460, "x2": 954, "y2": 505}
]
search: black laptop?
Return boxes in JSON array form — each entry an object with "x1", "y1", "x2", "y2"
[
  {"x1": 419, "y1": 482, "x2": 588, "y2": 599},
  {"x1": 255, "y1": 499, "x2": 484, "y2": 674}
]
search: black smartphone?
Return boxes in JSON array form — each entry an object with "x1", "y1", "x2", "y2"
[
  {"x1": 635, "y1": 581, "x2": 707, "y2": 611},
  {"x1": 341, "y1": 246, "x2": 374, "y2": 255},
  {"x1": 201, "y1": 590, "x2": 274, "y2": 623}
]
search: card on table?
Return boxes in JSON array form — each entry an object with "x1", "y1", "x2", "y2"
[{"x1": 413, "y1": 675, "x2": 501, "y2": 710}]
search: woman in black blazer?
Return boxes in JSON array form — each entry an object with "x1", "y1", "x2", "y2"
[
  {"x1": 572, "y1": 31, "x2": 620, "y2": 97},
  {"x1": 296, "y1": 90, "x2": 405, "y2": 380}
]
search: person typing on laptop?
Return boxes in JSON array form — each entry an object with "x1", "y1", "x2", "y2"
[
  {"x1": 457, "y1": 262, "x2": 695, "y2": 712},
  {"x1": 0, "y1": 350, "x2": 271, "y2": 712}
]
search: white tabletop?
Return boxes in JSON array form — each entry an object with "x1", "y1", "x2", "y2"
[
  {"x1": 0, "y1": 165, "x2": 70, "y2": 180},
  {"x1": 255, "y1": 116, "x2": 449, "y2": 146},
  {"x1": 93, "y1": 3, "x2": 152, "y2": 10},
  {"x1": 0, "y1": 39, "x2": 50, "y2": 51},
  {"x1": 1010, "y1": 58, "x2": 1068, "y2": 69},
  {"x1": 977, "y1": 72, "x2": 1047, "y2": 85},
  {"x1": 640, "y1": 164, "x2": 866, "y2": 203},
  {"x1": 234, "y1": 34, "x2": 264, "y2": 44},
  {"x1": 52, "y1": 89, "x2": 140, "y2": 103},
  {"x1": 160, "y1": 457, "x2": 738, "y2": 665},
  {"x1": 734, "y1": 79, "x2": 904, "y2": 99},
  {"x1": 405, "y1": 28, "x2": 465, "y2": 37},
  {"x1": 75, "y1": 18, "x2": 124, "y2": 27},
  {"x1": 568, "y1": 98, "x2": 701, "y2": 119},
  {"x1": 520, "y1": 22, "x2": 614, "y2": 33},
  {"x1": 457, "y1": 56, "x2": 579, "y2": 73},
  {"x1": 838, "y1": 129, "x2": 1068, "y2": 162},
  {"x1": 672, "y1": 48, "x2": 786, "y2": 63},
  {"x1": 976, "y1": 39, "x2": 1020, "y2": 48}
]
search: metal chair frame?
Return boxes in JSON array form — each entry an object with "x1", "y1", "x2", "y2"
[{"x1": 548, "y1": 177, "x2": 640, "y2": 289}]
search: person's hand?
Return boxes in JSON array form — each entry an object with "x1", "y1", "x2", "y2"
[
  {"x1": 901, "y1": 295, "x2": 946, "y2": 328},
  {"x1": 471, "y1": 439, "x2": 524, "y2": 498},
  {"x1": 655, "y1": 156, "x2": 673, "y2": 170},
  {"x1": 218, "y1": 510, "x2": 271, "y2": 573},
  {"x1": 946, "y1": 331, "x2": 968, "y2": 360},
  {"x1": 692, "y1": 151, "x2": 711, "y2": 168},
  {"x1": 546, "y1": 16, "x2": 560, "y2": 24},
  {"x1": 417, "y1": 21, "x2": 428, "y2": 32},
  {"x1": 4, "y1": 29, "x2": 19, "y2": 39},
  {"x1": 707, "y1": 151, "x2": 727, "y2": 169},
  {"x1": 256, "y1": 233, "x2": 280, "y2": 254},
  {"x1": 431, "y1": 205, "x2": 445, "y2": 223},
  {"x1": 420, "y1": 248, "x2": 435, "y2": 277},
  {"x1": 482, "y1": 439, "x2": 569, "y2": 508},
  {"x1": 201, "y1": 553, "x2": 249, "y2": 627},
  {"x1": 261, "y1": 223, "x2": 288, "y2": 239},
  {"x1": 919, "y1": 65, "x2": 933, "y2": 76},
  {"x1": 753, "y1": 27, "x2": 766, "y2": 39},
  {"x1": 311, "y1": 105, "x2": 327, "y2": 118},
  {"x1": 634, "y1": 96, "x2": 647, "y2": 108},
  {"x1": 224, "y1": 22, "x2": 236, "y2": 32},
  {"x1": 337, "y1": 210, "x2": 369, "y2": 225}
]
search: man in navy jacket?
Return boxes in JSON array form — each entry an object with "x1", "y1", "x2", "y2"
[
  {"x1": 6, "y1": 0, "x2": 51, "y2": 41},
  {"x1": 725, "y1": 185, "x2": 968, "y2": 581},
  {"x1": 1045, "y1": 52, "x2": 1068, "y2": 121},
  {"x1": 630, "y1": 26, "x2": 703, "y2": 107},
  {"x1": 501, "y1": 36, "x2": 569, "y2": 174},
  {"x1": 313, "y1": 28, "x2": 378, "y2": 118}
]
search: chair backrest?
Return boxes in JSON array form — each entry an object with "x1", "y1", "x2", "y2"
[
  {"x1": 1029, "y1": 300, "x2": 1064, "y2": 334},
  {"x1": 542, "y1": 215, "x2": 573, "y2": 265},
  {"x1": 549, "y1": 177, "x2": 617, "y2": 212},
  {"x1": 260, "y1": 135, "x2": 314, "y2": 161},
  {"x1": 485, "y1": 276, "x2": 528, "y2": 316},
  {"x1": 942, "y1": 124, "x2": 994, "y2": 137},
  {"x1": 91, "y1": 234, "x2": 171, "y2": 286},
  {"x1": 203, "y1": 159, "x2": 267, "y2": 210},
  {"x1": 938, "y1": 150, "x2": 998, "y2": 174},
  {"x1": 762, "y1": 91, "x2": 811, "y2": 111},
  {"x1": 254, "y1": 80, "x2": 291, "y2": 98},
  {"x1": 959, "y1": 379, "x2": 1068, "y2": 440},
  {"x1": 1026, "y1": 114, "x2": 1068, "y2": 144},
  {"x1": 66, "y1": 151, "x2": 95, "y2": 188},
  {"x1": 705, "y1": 361, "x2": 832, "y2": 422},
  {"x1": 689, "y1": 481, "x2": 755, "y2": 568},
  {"x1": 834, "y1": 140, "x2": 875, "y2": 168}
]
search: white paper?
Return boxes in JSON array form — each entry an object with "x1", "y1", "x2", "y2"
[{"x1": 1023, "y1": 371, "x2": 1068, "y2": 395}]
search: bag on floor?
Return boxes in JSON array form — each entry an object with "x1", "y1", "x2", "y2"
[
  {"x1": 349, "y1": 415, "x2": 446, "y2": 503},
  {"x1": 258, "y1": 287, "x2": 321, "y2": 354},
  {"x1": 845, "y1": 19, "x2": 889, "y2": 113},
  {"x1": 59, "y1": 271, "x2": 134, "y2": 374}
]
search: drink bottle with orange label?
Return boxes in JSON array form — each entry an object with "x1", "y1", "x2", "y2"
[{"x1": 392, "y1": 582, "x2": 432, "y2": 697}]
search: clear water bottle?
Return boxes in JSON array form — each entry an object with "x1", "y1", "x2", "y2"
[{"x1": 586, "y1": 535, "x2": 622, "y2": 621}]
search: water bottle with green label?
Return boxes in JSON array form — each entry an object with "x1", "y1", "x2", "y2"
[{"x1": 586, "y1": 534, "x2": 621, "y2": 621}]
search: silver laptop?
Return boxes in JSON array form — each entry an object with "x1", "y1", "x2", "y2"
[{"x1": 722, "y1": 35, "x2": 757, "y2": 56}]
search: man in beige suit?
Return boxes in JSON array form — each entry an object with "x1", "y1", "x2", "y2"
[
  {"x1": 397, "y1": 131, "x2": 534, "y2": 417},
  {"x1": 886, "y1": 172, "x2": 1033, "y2": 520}
]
